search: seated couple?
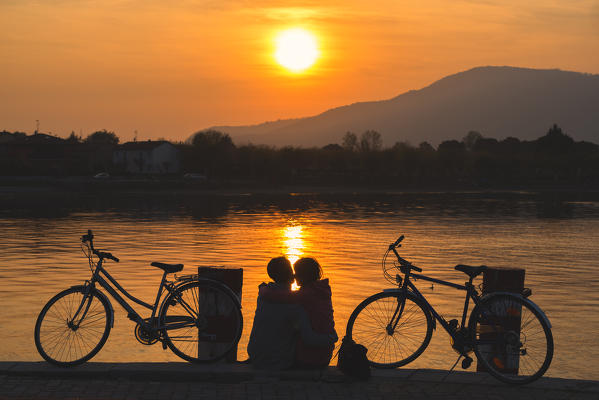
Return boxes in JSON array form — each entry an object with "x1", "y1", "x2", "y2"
[{"x1": 247, "y1": 257, "x2": 338, "y2": 370}]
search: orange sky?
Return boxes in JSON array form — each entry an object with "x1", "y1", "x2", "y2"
[{"x1": 2, "y1": 0, "x2": 598, "y2": 142}]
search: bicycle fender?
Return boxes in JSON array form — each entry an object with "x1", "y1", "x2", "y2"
[
  {"x1": 480, "y1": 291, "x2": 551, "y2": 329},
  {"x1": 70, "y1": 285, "x2": 115, "y2": 328},
  {"x1": 382, "y1": 288, "x2": 437, "y2": 330}
]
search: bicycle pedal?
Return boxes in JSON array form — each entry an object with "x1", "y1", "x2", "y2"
[
  {"x1": 461, "y1": 356, "x2": 473, "y2": 369},
  {"x1": 162, "y1": 341, "x2": 167, "y2": 350}
]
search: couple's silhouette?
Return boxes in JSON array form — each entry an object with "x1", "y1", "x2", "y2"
[{"x1": 247, "y1": 257, "x2": 338, "y2": 370}]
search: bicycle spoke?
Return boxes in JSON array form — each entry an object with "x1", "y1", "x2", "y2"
[
  {"x1": 36, "y1": 288, "x2": 110, "y2": 366},
  {"x1": 349, "y1": 293, "x2": 431, "y2": 367},
  {"x1": 161, "y1": 282, "x2": 242, "y2": 363}
]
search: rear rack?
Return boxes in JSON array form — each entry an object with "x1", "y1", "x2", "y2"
[{"x1": 174, "y1": 274, "x2": 198, "y2": 282}]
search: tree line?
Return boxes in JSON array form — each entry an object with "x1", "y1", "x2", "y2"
[
  {"x1": 0, "y1": 130, "x2": 122, "y2": 176},
  {"x1": 184, "y1": 125, "x2": 599, "y2": 188},
  {"x1": 1, "y1": 125, "x2": 598, "y2": 188}
]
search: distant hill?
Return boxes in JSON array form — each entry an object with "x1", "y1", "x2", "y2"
[{"x1": 204, "y1": 66, "x2": 599, "y2": 147}]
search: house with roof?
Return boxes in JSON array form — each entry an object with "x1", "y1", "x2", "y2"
[{"x1": 113, "y1": 141, "x2": 180, "y2": 174}]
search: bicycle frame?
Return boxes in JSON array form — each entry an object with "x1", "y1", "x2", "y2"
[
  {"x1": 397, "y1": 273, "x2": 483, "y2": 339},
  {"x1": 388, "y1": 248, "x2": 486, "y2": 346},
  {"x1": 76, "y1": 258, "x2": 196, "y2": 334}
]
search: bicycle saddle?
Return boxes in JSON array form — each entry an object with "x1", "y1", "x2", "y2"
[
  {"x1": 151, "y1": 262, "x2": 184, "y2": 273},
  {"x1": 454, "y1": 264, "x2": 487, "y2": 278}
]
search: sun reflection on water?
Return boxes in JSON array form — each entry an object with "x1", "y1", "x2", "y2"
[
  {"x1": 282, "y1": 223, "x2": 305, "y2": 290},
  {"x1": 283, "y1": 225, "x2": 303, "y2": 264}
]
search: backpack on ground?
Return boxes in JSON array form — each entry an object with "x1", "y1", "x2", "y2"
[{"x1": 336, "y1": 336, "x2": 370, "y2": 380}]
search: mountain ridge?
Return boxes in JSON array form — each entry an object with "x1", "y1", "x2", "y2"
[{"x1": 204, "y1": 66, "x2": 599, "y2": 147}]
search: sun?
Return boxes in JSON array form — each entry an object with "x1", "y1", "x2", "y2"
[{"x1": 274, "y1": 28, "x2": 319, "y2": 73}]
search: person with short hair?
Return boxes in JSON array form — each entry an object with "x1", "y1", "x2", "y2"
[{"x1": 267, "y1": 256, "x2": 293, "y2": 285}]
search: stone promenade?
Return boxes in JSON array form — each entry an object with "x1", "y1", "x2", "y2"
[{"x1": 1, "y1": 362, "x2": 597, "y2": 400}]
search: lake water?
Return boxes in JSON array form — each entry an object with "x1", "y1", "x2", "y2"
[{"x1": 1, "y1": 191, "x2": 598, "y2": 380}]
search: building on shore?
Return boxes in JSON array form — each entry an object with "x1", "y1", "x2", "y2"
[{"x1": 113, "y1": 141, "x2": 180, "y2": 174}]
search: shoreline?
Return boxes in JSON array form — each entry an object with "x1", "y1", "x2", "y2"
[{"x1": 1, "y1": 176, "x2": 599, "y2": 197}]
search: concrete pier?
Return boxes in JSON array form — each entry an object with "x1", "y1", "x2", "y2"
[{"x1": 1, "y1": 362, "x2": 597, "y2": 399}]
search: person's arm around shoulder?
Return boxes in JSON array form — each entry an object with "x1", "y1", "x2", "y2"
[{"x1": 258, "y1": 284, "x2": 301, "y2": 303}]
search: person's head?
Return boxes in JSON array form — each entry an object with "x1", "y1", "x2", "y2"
[
  {"x1": 293, "y1": 257, "x2": 322, "y2": 287},
  {"x1": 267, "y1": 257, "x2": 294, "y2": 285}
]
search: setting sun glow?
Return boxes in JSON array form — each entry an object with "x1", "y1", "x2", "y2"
[{"x1": 274, "y1": 28, "x2": 319, "y2": 73}]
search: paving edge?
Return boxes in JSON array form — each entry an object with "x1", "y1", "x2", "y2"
[{"x1": 0, "y1": 362, "x2": 598, "y2": 393}]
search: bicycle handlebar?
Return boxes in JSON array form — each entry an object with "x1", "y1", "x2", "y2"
[
  {"x1": 389, "y1": 234, "x2": 422, "y2": 273},
  {"x1": 81, "y1": 229, "x2": 119, "y2": 263},
  {"x1": 82, "y1": 229, "x2": 94, "y2": 244},
  {"x1": 389, "y1": 235, "x2": 404, "y2": 250},
  {"x1": 399, "y1": 258, "x2": 422, "y2": 273},
  {"x1": 97, "y1": 251, "x2": 120, "y2": 263}
]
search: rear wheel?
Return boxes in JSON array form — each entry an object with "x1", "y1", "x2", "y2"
[
  {"x1": 346, "y1": 291, "x2": 433, "y2": 368},
  {"x1": 160, "y1": 281, "x2": 243, "y2": 363},
  {"x1": 469, "y1": 294, "x2": 553, "y2": 384},
  {"x1": 34, "y1": 286, "x2": 111, "y2": 366}
]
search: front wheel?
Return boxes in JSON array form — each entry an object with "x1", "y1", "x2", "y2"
[
  {"x1": 34, "y1": 286, "x2": 112, "y2": 366},
  {"x1": 160, "y1": 280, "x2": 243, "y2": 363},
  {"x1": 346, "y1": 291, "x2": 433, "y2": 368},
  {"x1": 469, "y1": 294, "x2": 553, "y2": 385}
]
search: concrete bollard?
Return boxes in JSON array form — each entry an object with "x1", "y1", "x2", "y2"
[
  {"x1": 197, "y1": 266, "x2": 243, "y2": 363},
  {"x1": 476, "y1": 266, "x2": 525, "y2": 374}
]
